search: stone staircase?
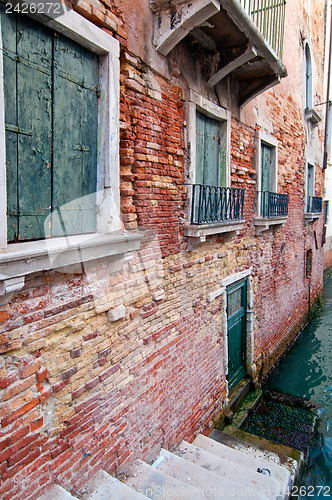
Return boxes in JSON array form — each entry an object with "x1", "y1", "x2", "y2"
[{"x1": 38, "y1": 428, "x2": 301, "y2": 500}]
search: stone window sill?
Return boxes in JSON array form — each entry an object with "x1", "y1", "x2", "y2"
[
  {"x1": 0, "y1": 231, "x2": 142, "y2": 301},
  {"x1": 184, "y1": 220, "x2": 244, "y2": 242},
  {"x1": 304, "y1": 212, "x2": 322, "y2": 223},
  {"x1": 254, "y1": 216, "x2": 287, "y2": 235},
  {"x1": 305, "y1": 108, "x2": 322, "y2": 126}
]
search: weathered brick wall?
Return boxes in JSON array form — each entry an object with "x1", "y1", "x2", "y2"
[
  {"x1": 119, "y1": 52, "x2": 186, "y2": 256},
  {"x1": 324, "y1": 233, "x2": 332, "y2": 271},
  {"x1": 0, "y1": 0, "x2": 326, "y2": 498}
]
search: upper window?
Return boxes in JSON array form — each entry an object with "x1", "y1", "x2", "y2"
[
  {"x1": 195, "y1": 111, "x2": 227, "y2": 187},
  {"x1": 307, "y1": 163, "x2": 315, "y2": 200},
  {"x1": 0, "y1": 6, "x2": 121, "y2": 249},
  {"x1": 305, "y1": 162, "x2": 322, "y2": 216},
  {"x1": 305, "y1": 43, "x2": 313, "y2": 110},
  {"x1": 257, "y1": 133, "x2": 278, "y2": 217},
  {"x1": 184, "y1": 90, "x2": 244, "y2": 238},
  {"x1": 255, "y1": 131, "x2": 288, "y2": 221},
  {"x1": 303, "y1": 41, "x2": 321, "y2": 125},
  {"x1": 3, "y1": 11, "x2": 98, "y2": 242}
]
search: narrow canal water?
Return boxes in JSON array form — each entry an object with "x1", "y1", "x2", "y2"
[{"x1": 264, "y1": 273, "x2": 332, "y2": 493}]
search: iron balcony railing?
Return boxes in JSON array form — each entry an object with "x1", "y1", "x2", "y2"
[
  {"x1": 307, "y1": 196, "x2": 322, "y2": 214},
  {"x1": 190, "y1": 184, "x2": 245, "y2": 224},
  {"x1": 260, "y1": 191, "x2": 288, "y2": 217},
  {"x1": 239, "y1": 0, "x2": 286, "y2": 59}
]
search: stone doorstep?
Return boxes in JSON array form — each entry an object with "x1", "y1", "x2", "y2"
[{"x1": 224, "y1": 376, "x2": 255, "y2": 422}]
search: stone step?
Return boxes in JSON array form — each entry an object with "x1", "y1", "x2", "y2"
[
  {"x1": 86, "y1": 470, "x2": 148, "y2": 500},
  {"x1": 38, "y1": 484, "x2": 77, "y2": 500},
  {"x1": 176, "y1": 440, "x2": 283, "y2": 500},
  {"x1": 227, "y1": 377, "x2": 254, "y2": 416},
  {"x1": 214, "y1": 426, "x2": 302, "y2": 485},
  {"x1": 194, "y1": 432, "x2": 292, "y2": 496},
  {"x1": 125, "y1": 459, "x2": 199, "y2": 499},
  {"x1": 156, "y1": 448, "x2": 269, "y2": 499}
]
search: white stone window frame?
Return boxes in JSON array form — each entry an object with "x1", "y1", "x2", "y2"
[
  {"x1": 303, "y1": 40, "x2": 322, "y2": 125},
  {"x1": 304, "y1": 160, "x2": 320, "y2": 221},
  {"x1": 184, "y1": 90, "x2": 244, "y2": 241},
  {"x1": 256, "y1": 130, "x2": 278, "y2": 215},
  {"x1": 305, "y1": 161, "x2": 315, "y2": 200},
  {"x1": 253, "y1": 130, "x2": 287, "y2": 235},
  {"x1": 0, "y1": 2, "x2": 141, "y2": 299}
]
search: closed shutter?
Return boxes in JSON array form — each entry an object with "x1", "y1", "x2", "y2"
[
  {"x1": 195, "y1": 111, "x2": 224, "y2": 186},
  {"x1": 261, "y1": 143, "x2": 272, "y2": 193},
  {"x1": 1, "y1": 9, "x2": 98, "y2": 242},
  {"x1": 52, "y1": 33, "x2": 98, "y2": 236},
  {"x1": 3, "y1": 11, "x2": 52, "y2": 241}
]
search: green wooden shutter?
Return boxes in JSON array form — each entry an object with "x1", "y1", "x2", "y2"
[
  {"x1": 2, "y1": 9, "x2": 18, "y2": 242},
  {"x1": 3, "y1": 11, "x2": 52, "y2": 241},
  {"x1": 2, "y1": 10, "x2": 98, "y2": 242},
  {"x1": 195, "y1": 111, "x2": 225, "y2": 187},
  {"x1": 204, "y1": 114, "x2": 220, "y2": 186},
  {"x1": 52, "y1": 34, "x2": 98, "y2": 236},
  {"x1": 261, "y1": 143, "x2": 272, "y2": 192}
]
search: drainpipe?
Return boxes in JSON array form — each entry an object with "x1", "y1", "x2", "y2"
[{"x1": 323, "y1": 2, "x2": 332, "y2": 170}]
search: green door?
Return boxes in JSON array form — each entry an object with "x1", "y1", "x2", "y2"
[{"x1": 227, "y1": 279, "x2": 247, "y2": 389}]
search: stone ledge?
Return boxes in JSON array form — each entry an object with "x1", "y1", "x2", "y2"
[
  {"x1": 184, "y1": 220, "x2": 244, "y2": 242},
  {"x1": 254, "y1": 216, "x2": 287, "y2": 236},
  {"x1": 305, "y1": 107, "x2": 322, "y2": 126},
  {"x1": 304, "y1": 212, "x2": 322, "y2": 223},
  {"x1": 0, "y1": 231, "x2": 142, "y2": 287}
]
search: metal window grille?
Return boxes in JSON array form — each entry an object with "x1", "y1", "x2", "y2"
[
  {"x1": 260, "y1": 191, "x2": 288, "y2": 217},
  {"x1": 190, "y1": 185, "x2": 245, "y2": 224},
  {"x1": 238, "y1": 0, "x2": 286, "y2": 59}
]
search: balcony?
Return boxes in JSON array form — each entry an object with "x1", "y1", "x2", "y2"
[
  {"x1": 261, "y1": 191, "x2": 288, "y2": 217},
  {"x1": 150, "y1": 0, "x2": 287, "y2": 106},
  {"x1": 305, "y1": 196, "x2": 323, "y2": 222},
  {"x1": 254, "y1": 191, "x2": 288, "y2": 234},
  {"x1": 184, "y1": 185, "x2": 245, "y2": 241}
]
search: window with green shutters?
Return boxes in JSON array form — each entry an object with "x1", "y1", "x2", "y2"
[
  {"x1": 195, "y1": 111, "x2": 226, "y2": 187},
  {"x1": 2, "y1": 9, "x2": 98, "y2": 243}
]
